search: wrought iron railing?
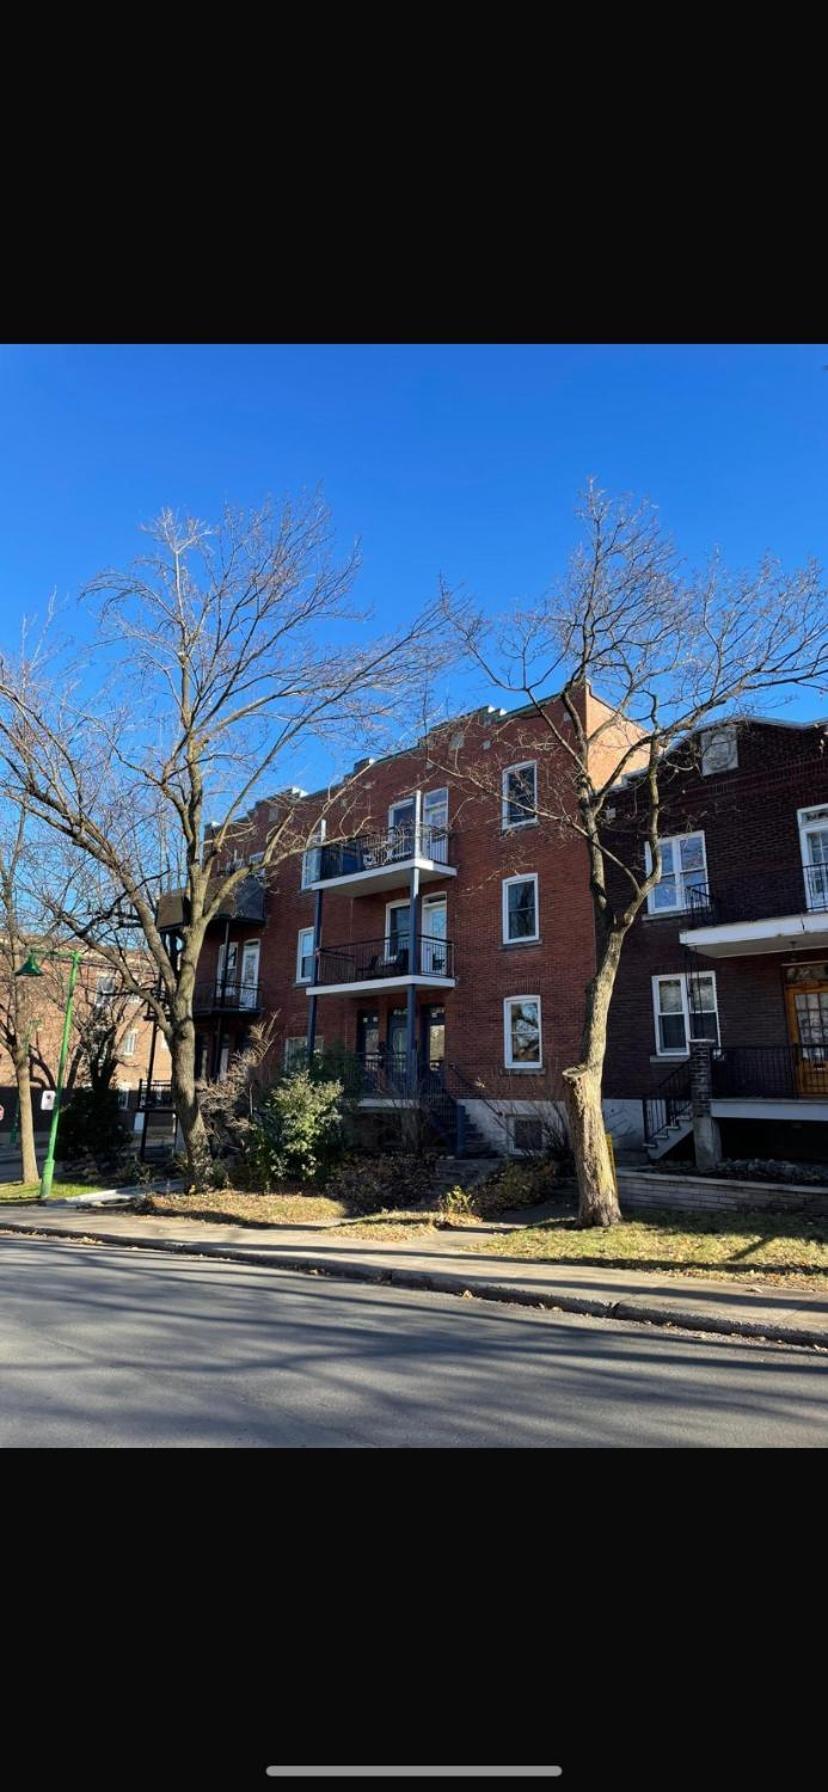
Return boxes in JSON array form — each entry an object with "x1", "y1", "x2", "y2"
[
  {"x1": 136, "y1": 1079, "x2": 175, "y2": 1109},
  {"x1": 307, "y1": 823, "x2": 452, "y2": 884},
  {"x1": 711, "y1": 1043, "x2": 828, "y2": 1100},
  {"x1": 683, "y1": 862, "x2": 828, "y2": 927},
  {"x1": 643, "y1": 1060, "x2": 693, "y2": 1142},
  {"x1": 311, "y1": 933, "x2": 454, "y2": 986},
  {"x1": 193, "y1": 980, "x2": 262, "y2": 1012}
]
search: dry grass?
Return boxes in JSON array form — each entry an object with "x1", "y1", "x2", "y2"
[
  {"x1": 0, "y1": 1181, "x2": 105, "y2": 1203},
  {"x1": 472, "y1": 1207, "x2": 828, "y2": 1293},
  {"x1": 146, "y1": 1188, "x2": 349, "y2": 1227}
]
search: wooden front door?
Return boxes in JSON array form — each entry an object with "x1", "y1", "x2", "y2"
[{"x1": 785, "y1": 982, "x2": 828, "y2": 1095}]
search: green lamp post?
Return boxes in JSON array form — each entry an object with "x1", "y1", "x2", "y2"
[{"x1": 15, "y1": 948, "x2": 83, "y2": 1200}]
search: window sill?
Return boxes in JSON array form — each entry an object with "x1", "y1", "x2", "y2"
[
  {"x1": 650, "y1": 1053, "x2": 689, "y2": 1064},
  {"x1": 642, "y1": 909, "x2": 696, "y2": 922},
  {"x1": 501, "y1": 820, "x2": 539, "y2": 833},
  {"x1": 505, "y1": 1064, "x2": 545, "y2": 1074},
  {"x1": 502, "y1": 937, "x2": 542, "y2": 949}
]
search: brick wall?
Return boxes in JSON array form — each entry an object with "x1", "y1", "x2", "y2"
[
  {"x1": 192, "y1": 703, "x2": 599, "y2": 1096},
  {"x1": 604, "y1": 719, "x2": 828, "y2": 1098}
]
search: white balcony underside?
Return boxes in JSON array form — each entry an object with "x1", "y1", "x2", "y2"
[
  {"x1": 307, "y1": 974, "x2": 456, "y2": 997},
  {"x1": 680, "y1": 911, "x2": 828, "y2": 957},
  {"x1": 307, "y1": 857, "x2": 457, "y2": 897},
  {"x1": 710, "y1": 1097, "x2": 828, "y2": 1121}
]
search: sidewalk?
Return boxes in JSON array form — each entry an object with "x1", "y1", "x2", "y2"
[{"x1": 3, "y1": 1201, "x2": 828, "y2": 1349}]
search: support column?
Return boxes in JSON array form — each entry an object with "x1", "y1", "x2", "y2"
[
  {"x1": 406, "y1": 862, "x2": 421, "y2": 1095},
  {"x1": 307, "y1": 887, "x2": 324, "y2": 1060},
  {"x1": 690, "y1": 1039, "x2": 721, "y2": 1170}
]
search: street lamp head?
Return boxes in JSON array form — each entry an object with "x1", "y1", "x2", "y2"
[{"x1": 16, "y1": 951, "x2": 45, "y2": 978}]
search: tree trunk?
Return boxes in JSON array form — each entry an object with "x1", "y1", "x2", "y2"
[
  {"x1": 562, "y1": 1064, "x2": 620, "y2": 1226},
  {"x1": 13, "y1": 1051, "x2": 39, "y2": 1186},
  {"x1": 170, "y1": 1015, "x2": 211, "y2": 1190},
  {"x1": 562, "y1": 927, "x2": 625, "y2": 1227}
]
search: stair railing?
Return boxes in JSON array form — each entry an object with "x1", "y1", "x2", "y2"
[{"x1": 643, "y1": 1059, "x2": 693, "y2": 1144}]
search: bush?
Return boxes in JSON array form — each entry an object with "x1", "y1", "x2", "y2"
[
  {"x1": 442, "y1": 1153, "x2": 568, "y2": 1220},
  {"x1": 58, "y1": 1087, "x2": 130, "y2": 1173},
  {"x1": 327, "y1": 1151, "x2": 438, "y2": 1215},
  {"x1": 245, "y1": 1070, "x2": 345, "y2": 1187}
]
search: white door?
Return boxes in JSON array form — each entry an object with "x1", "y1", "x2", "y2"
[
  {"x1": 423, "y1": 787, "x2": 449, "y2": 860},
  {"x1": 240, "y1": 940, "x2": 260, "y2": 1007},
  {"x1": 422, "y1": 895, "x2": 447, "y2": 975}
]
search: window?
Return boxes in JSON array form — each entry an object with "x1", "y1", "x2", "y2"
[
  {"x1": 116, "y1": 1085, "x2": 131, "y2": 1110},
  {"x1": 504, "y1": 996, "x2": 542, "y2": 1069},
  {"x1": 701, "y1": 728, "x2": 738, "y2": 775},
  {"x1": 284, "y1": 1035, "x2": 324, "y2": 1073},
  {"x1": 511, "y1": 1115, "x2": 544, "y2": 1154},
  {"x1": 646, "y1": 832, "x2": 708, "y2": 914},
  {"x1": 301, "y1": 820, "x2": 326, "y2": 888},
  {"x1": 652, "y1": 973, "x2": 720, "y2": 1056},
  {"x1": 502, "y1": 762, "x2": 538, "y2": 830},
  {"x1": 296, "y1": 927, "x2": 315, "y2": 983},
  {"x1": 421, "y1": 893, "x2": 448, "y2": 975},
  {"x1": 95, "y1": 973, "x2": 116, "y2": 1007},
  {"x1": 122, "y1": 1029, "x2": 137, "y2": 1058},
  {"x1": 798, "y1": 806, "x2": 828, "y2": 911},
  {"x1": 502, "y1": 874, "x2": 539, "y2": 944}
]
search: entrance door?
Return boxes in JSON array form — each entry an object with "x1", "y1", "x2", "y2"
[
  {"x1": 387, "y1": 1009, "x2": 408, "y2": 1091},
  {"x1": 356, "y1": 1008, "x2": 381, "y2": 1091},
  {"x1": 239, "y1": 940, "x2": 260, "y2": 1007},
  {"x1": 421, "y1": 1004, "x2": 445, "y2": 1082},
  {"x1": 785, "y1": 982, "x2": 828, "y2": 1095},
  {"x1": 215, "y1": 941, "x2": 238, "y2": 1001}
]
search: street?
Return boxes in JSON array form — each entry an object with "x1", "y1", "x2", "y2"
[{"x1": 0, "y1": 1234, "x2": 826, "y2": 1447}]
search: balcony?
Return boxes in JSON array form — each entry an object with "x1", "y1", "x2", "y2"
[
  {"x1": 157, "y1": 872, "x2": 266, "y2": 931},
  {"x1": 645, "y1": 1043, "x2": 828, "y2": 1144},
  {"x1": 679, "y1": 864, "x2": 828, "y2": 957},
  {"x1": 193, "y1": 980, "x2": 262, "y2": 1015},
  {"x1": 307, "y1": 932, "x2": 455, "y2": 995},
  {"x1": 304, "y1": 823, "x2": 456, "y2": 896}
]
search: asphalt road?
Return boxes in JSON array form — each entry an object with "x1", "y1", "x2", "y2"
[{"x1": 1, "y1": 1234, "x2": 827, "y2": 1447}]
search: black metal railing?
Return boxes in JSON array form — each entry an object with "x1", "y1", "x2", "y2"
[
  {"x1": 711, "y1": 1043, "x2": 828, "y2": 1101},
  {"x1": 311, "y1": 933, "x2": 454, "y2": 986},
  {"x1": 350, "y1": 1053, "x2": 446, "y2": 1097},
  {"x1": 193, "y1": 980, "x2": 262, "y2": 1013},
  {"x1": 682, "y1": 862, "x2": 828, "y2": 928},
  {"x1": 643, "y1": 1060, "x2": 693, "y2": 1142},
  {"x1": 136, "y1": 1079, "x2": 175, "y2": 1109},
  {"x1": 307, "y1": 823, "x2": 452, "y2": 884}
]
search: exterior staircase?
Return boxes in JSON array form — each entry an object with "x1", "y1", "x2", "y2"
[
  {"x1": 426, "y1": 1153, "x2": 501, "y2": 1203},
  {"x1": 643, "y1": 1061, "x2": 694, "y2": 1161}
]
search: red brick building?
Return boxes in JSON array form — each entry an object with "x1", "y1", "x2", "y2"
[
  {"x1": 603, "y1": 718, "x2": 828, "y2": 1161},
  {"x1": 159, "y1": 690, "x2": 629, "y2": 1155}
]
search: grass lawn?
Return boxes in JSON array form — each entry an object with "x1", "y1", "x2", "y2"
[
  {"x1": 470, "y1": 1205, "x2": 828, "y2": 1293},
  {"x1": 0, "y1": 1181, "x2": 107, "y2": 1203},
  {"x1": 147, "y1": 1189, "x2": 350, "y2": 1227}
]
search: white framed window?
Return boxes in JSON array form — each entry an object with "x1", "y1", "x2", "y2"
[
  {"x1": 301, "y1": 819, "x2": 326, "y2": 888},
  {"x1": 652, "y1": 972, "x2": 720, "y2": 1057},
  {"x1": 116, "y1": 1085, "x2": 131, "y2": 1110},
  {"x1": 95, "y1": 972, "x2": 116, "y2": 1007},
  {"x1": 504, "y1": 995, "x2": 543, "y2": 1070},
  {"x1": 284, "y1": 1035, "x2": 324, "y2": 1073},
  {"x1": 296, "y1": 926, "x2": 315, "y2": 983},
  {"x1": 645, "y1": 832, "x2": 708, "y2": 914},
  {"x1": 502, "y1": 873, "x2": 539, "y2": 944},
  {"x1": 502, "y1": 761, "x2": 538, "y2": 830},
  {"x1": 122, "y1": 1029, "x2": 138, "y2": 1058},
  {"x1": 798, "y1": 806, "x2": 828, "y2": 911}
]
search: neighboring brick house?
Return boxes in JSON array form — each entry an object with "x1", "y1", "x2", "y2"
[
  {"x1": 603, "y1": 718, "x2": 828, "y2": 1161},
  {"x1": 0, "y1": 949, "x2": 159, "y2": 1138},
  {"x1": 157, "y1": 688, "x2": 634, "y2": 1156}
]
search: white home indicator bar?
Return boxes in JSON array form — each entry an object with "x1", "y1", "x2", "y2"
[{"x1": 266, "y1": 1772, "x2": 562, "y2": 1780}]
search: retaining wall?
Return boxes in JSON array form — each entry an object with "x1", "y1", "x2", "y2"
[{"x1": 618, "y1": 1168, "x2": 828, "y2": 1216}]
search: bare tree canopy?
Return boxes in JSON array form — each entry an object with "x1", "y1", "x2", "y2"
[
  {"x1": 441, "y1": 480, "x2": 828, "y2": 1224},
  {"x1": 0, "y1": 493, "x2": 454, "y2": 1185}
]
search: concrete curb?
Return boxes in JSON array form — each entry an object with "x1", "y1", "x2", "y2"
[{"x1": 1, "y1": 1214, "x2": 826, "y2": 1349}]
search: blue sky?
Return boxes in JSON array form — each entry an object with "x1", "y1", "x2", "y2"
[{"x1": 2, "y1": 343, "x2": 827, "y2": 783}]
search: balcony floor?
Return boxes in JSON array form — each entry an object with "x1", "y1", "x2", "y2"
[
  {"x1": 308, "y1": 856, "x2": 456, "y2": 897},
  {"x1": 307, "y1": 973, "x2": 455, "y2": 997},
  {"x1": 680, "y1": 911, "x2": 828, "y2": 957}
]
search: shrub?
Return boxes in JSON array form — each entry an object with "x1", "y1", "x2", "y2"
[
  {"x1": 327, "y1": 1151, "x2": 438, "y2": 1215},
  {"x1": 58, "y1": 1087, "x2": 130, "y2": 1173},
  {"x1": 442, "y1": 1153, "x2": 569, "y2": 1220},
  {"x1": 246, "y1": 1070, "x2": 345, "y2": 1187}
]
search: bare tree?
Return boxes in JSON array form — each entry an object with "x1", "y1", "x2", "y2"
[
  {"x1": 440, "y1": 480, "x2": 828, "y2": 1225},
  {"x1": 0, "y1": 808, "x2": 56, "y2": 1182},
  {"x1": 0, "y1": 495, "x2": 451, "y2": 1188}
]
